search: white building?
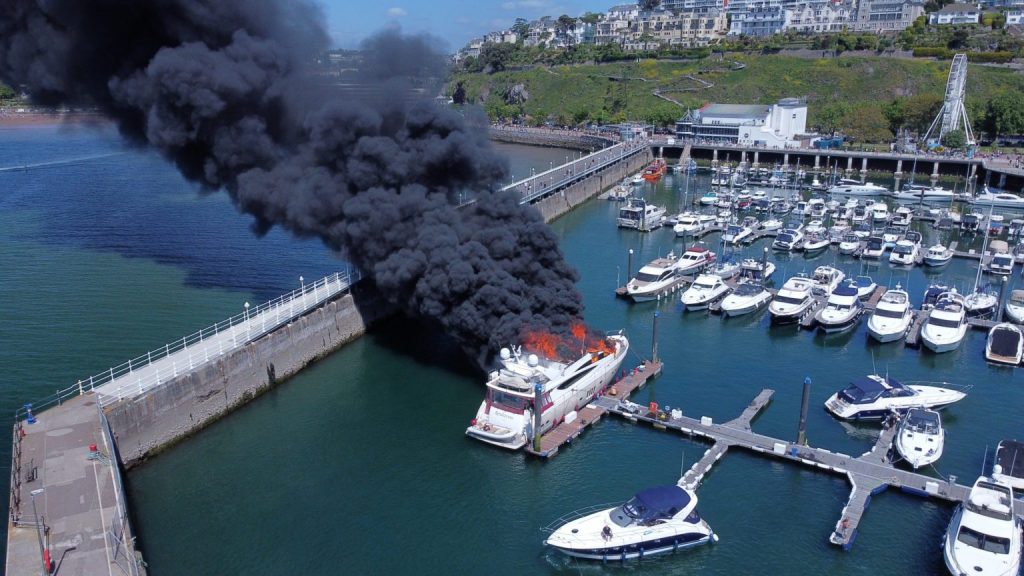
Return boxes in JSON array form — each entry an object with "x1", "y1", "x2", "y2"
[
  {"x1": 1007, "y1": 8, "x2": 1024, "y2": 23},
  {"x1": 786, "y1": 0, "x2": 851, "y2": 32},
  {"x1": 928, "y1": 2, "x2": 982, "y2": 23},
  {"x1": 675, "y1": 98, "x2": 809, "y2": 148},
  {"x1": 849, "y1": 0, "x2": 925, "y2": 31}
]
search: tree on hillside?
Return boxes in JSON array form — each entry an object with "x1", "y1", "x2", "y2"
[
  {"x1": 579, "y1": 12, "x2": 602, "y2": 25},
  {"x1": 817, "y1": 103, "x2": 850, "y2": 135},
  {"x1": 941, "y1": 129, "x2": 966, "y2": 149},
  {"x1": 899, "y1": 94, "x2": 943, "y2": 135},
  {"x1": 479, "y1": 42, "x2": 517, "y2": 73},
  {"x1": 639, "y1": 0, "x2": 662, "y2": 10},
  {"x1": 557, "y1": 15, "x2": 577, "y2": 34},
  {"x1": 986, "y1": 92, "x2": 1024, "y2": 141},
  {"x1": 845, "y1": 105, "x2": 894, "y2": 143},
  {"x1": 512, "y1": 18, "x2": 529, "y2": 39}
]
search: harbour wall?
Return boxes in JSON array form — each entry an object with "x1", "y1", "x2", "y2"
[
  {"x1": 490, "y1": 127, "x2": 615, "y2": 152},
  {"x1": 103, "y1": 288, "x2": 394, "y2": 469},
  {"x1": 532, "y1": 148, "x2": 653, "y2": 223}
]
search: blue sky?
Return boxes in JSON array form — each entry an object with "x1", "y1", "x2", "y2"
[{"x1": 321, "y1": 0, "x2": 612, "y2": 51}]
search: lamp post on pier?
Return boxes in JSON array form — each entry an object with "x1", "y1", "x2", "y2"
[{"x1": 299, "y1": 276, "x2": 304, "y2": 290}]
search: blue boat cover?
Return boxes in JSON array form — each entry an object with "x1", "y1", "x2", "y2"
[
  {"x1": 849, "y1": 375, "x2": 904, "y2": 394},
  {"x1": 832, "y1": 285, "x2": 858, "y2": 297},
  {"x1": 624, "y1": 486, "x2": 691, "y2": 521}
]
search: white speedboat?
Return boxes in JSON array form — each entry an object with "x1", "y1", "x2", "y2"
[
  {"x1": 824, "y1": 374, "x2": 966, "y2": 420},
  {"x1": 861, "y1": 236, "x2": 886, "y2": 259},
  {"x1": 896, "y1": 183, "x2": 954, "y2": 201},
  {"x1": 838, "y1": 233, "x2": 861, "y2": 255},
  {"x1": 722, "y1": 222, "x2": 753, "y2": 245},
  {"x1": 772, "y1": 229, "x2": 802, "y2": 251},
  {"x1": 544, "y1": 484, "x2": 715, "y2": 561},
  {"x1": 673, "y1": 212, "x2": 716, "y2": 237},
  {"x1": 630, "y1": 174, "x2": 644, "y2": 185},
  {"x1": 868, "y1": 285, "x2": 913, "y2": 343},
  {"x1": 681, "y1": 274, "x2": 731, "y2": 311},
  {"x1": 921, "y1": 290, "x2": 968, "y2": 354},
  {"x1": 891, "y1": 206, "x2": 914, "y2": 227},
  {"x1": 739, "y1": 258, "x2": 775, "y2": 282},
  {"x1": 466, "y1": 335, "x2": 629, "y2": 450},
  {"x1": 618, "y1": 198, "x2": 666, "y2": 231},
  {"x1": 700, "y1": 190, "x2": 719, "y2": 204},
  {"x1": 626, "y1": 254, "x2": 682, "y2": 302},
  {"x1": 719, "y1": 281, "x2": 772, "y2": 317},
  {"x1": 924, "y1": 243, "x2": 954, "y2": 267},
  {"x1": 870, "y1": 202, "x2": 890, "y2": 224},
  {"x1": 989, "y1": 252, "x2": 1015, "y2": 276},
  {"x1": 810, "y1": 265, "x2": 845, "y2": 296},
  {"x1": 889, "y1": 238, "x2": 920, "y2": 266},
  {"x1": 986, "y1": 323, "x2": 1024, "y2": 365},
  {"x1": 943, "y1": 475, "x2": 1021, "y2": 576},
  {"x1": 849, "y1": 275, "x2": 877, "y2": 299},
  {"x1": 896, "y1": 408, "x2": 944, "y2": 470},
  {"x1": 881, "y1": 225, "x2": 903, "y2": 246},
  {"x1": 828, "y1": 179, "x2": 889, "y2": 196},
  {"x1": 802, "y1": 231, "x2": 830, "y2": 255},
  {"x1": 760, "y1": 217, "x2": 784, "y2": 232},
  {"x1": 829, "y1": 220, "x2": 851, "y2": 243},
  {"x1": 814, "y1": 284, "x2": 862, "y2": 333},
  {"x1": 677, "y1": 245, "x2": 716, "y2": 276},
  {"x1": 769, "y1": 275, "x2": 816, "y2": 324},
  {"x1": 1005, "y1": 290, "x2": 1024, "y2": 324},
  {"x1": 972, "y1": 188, "x2": 1024, "y2": 209}
]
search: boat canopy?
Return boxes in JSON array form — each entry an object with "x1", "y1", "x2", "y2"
[
  {"x1": 840, "y1": 376, "x2": 910, "y2": 404},
  {"x1": 622, "y1": 486, "x2": 691, "y2": 523},
  {"x1": 831, "y1": 285, "x2": 858, "y2": 298}
]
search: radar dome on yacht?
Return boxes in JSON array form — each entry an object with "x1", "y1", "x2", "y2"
[
  {"x1": 528, "y1": 354, "x2": 539, "y2": 367},
  {"x1": 500, "y1": 348, "x2": 511, "y2": 360},
  {"x1": 994, "y1": 464, "x2": 1003, "y2": 475}
]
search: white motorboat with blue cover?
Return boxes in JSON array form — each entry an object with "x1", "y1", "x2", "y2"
[
  {"x1": 861, "y1": 236, "x2": 886, "y2": 259},
  {"x1": 544, "y1": 484, "x2": 716, "y2": 561},
  {"x1": 943, "y1": 475, "x2": 1021, "y2": 576},
  {"x1": 986, "y1": 323, "x2": 1024, "y2": 366},
  {"x1": 811, "y1": 265, "x2": 845, "y2": 296},
  {"x1": 814, "y1": 284, "x2": 862, "y2": 333},
  {"x1": 867, "y1": 285, "x2": 913, "y2": 343},
  {"x1": 849, "y1": 275, "x2": 877, "y2": 299},
  {"x1": 466, "y1": 336, "x2": 629, "y2": 450},
  {"x1": 896, "y1": 408, "x2": 944, "y2": 470},
  {"x1": 824, "y1": 374, "x2": 966, "y2": 420}
]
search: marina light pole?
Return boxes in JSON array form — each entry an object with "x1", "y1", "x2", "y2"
[
  {"x1": 30, "y1": 488, "x2": 46, "y2": 576},
  {"x1": 797, "y1": 377, "x2": 811, "y2": 446},
  {"x1": 244, "y1": 301, "x2": 250, "y2": 322},
  {"x1": 299, "y1": 276, "x2": 304, "y2": 290},
  {"x1": 652, "y1": 311, "x2": 660, "y2": 364},
  {"x1": 627, "y1": 249, "x2": 634, "y2": 281}
]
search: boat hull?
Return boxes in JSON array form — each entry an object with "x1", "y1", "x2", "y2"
[{"x1": 547, "y1": 533, "x2": 713, "y2": 561}]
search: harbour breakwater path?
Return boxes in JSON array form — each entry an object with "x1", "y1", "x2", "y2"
[{"x1": 6, "y1": 137, "x2": 646, "y2": 573}]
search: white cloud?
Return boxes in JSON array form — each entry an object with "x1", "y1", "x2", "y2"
[{"x1": 386, "y1": 7, "x2": 407, "y2": 17}]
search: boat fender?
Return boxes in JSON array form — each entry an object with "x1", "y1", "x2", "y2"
[{"x1": 609, "y1": 387, "x2": 618, "y2": 396}]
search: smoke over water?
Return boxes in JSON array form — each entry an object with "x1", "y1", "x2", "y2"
[{"x1": 0, "y1": 1, "x2": 586, "y2": 366}]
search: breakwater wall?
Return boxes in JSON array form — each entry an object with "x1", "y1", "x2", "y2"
[
  {"x1": 532, "y1": 148, "x2": 652, "y2": 223},
  {"x1": 490, "y1": 127, "x2": 615, "y2": 152},
  {"x1": 104, "y1": 288, "x2": 394, "y2": 468}
]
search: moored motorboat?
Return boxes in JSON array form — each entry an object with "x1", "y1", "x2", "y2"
[
  {"x1": 895, "y1": 408, "x2": 944, "y2": 470},
  {"x1": 466, "y1": 335, "x2": 629, "y2": 450},
  {"x1": 677, "y1": 244, "x2": 716, "y2": 276},
  {"x1": 626, "y1": 253, "x2": 683, "y2": 302},
  {"x1": 921, "y1": 290, "x2": 968, "y2": 353},
  {"x1": 617, "y1": 197, "x2": 666, "y2": 231},
  {"x1": 993, "y1": 441, "x2": 1024, "y2": 491},
  {"x1": 739, "y1": 258, "x2": 776, "y2": 282},
  {"x1": 860, "y1": 236, "x2": 886, "y2": 259},
  {"x1": 681, "y1": 274, "x2": 731, "y2": 311},
  {"x1": 838, "y1": 233, "x2": 861, "y2": 255},
  {"x1": 986, "y1": 322, "x2": 1024, "y2": 365},
  {"x1": 924, "y1": 243, "x2": 954, "y2": 267},
  {"x1": 849, "y1": 275, "x2": 877, "y2": 299},
  {"x1": 1005, "y1": 290, "x2": 1024, "y2": 324},
  {"x1": 943, "y1": 475, "x2": 1021, "y2": 576},
  {"x1": 810, "y1": 265, "x2": 845, "y2": 296},
  {"x1": 769, "y1": 275, "x2": 816, "y2": 324},
  {"x1": 814, "y1": 284, "x2": 862, "y2": 333},
  {"x1": 824, "y1": 374, "x2": 966, "y2": 420},
  {"x1": 971, "y1": 187, "x2": 1024, "y2": 209},
  {"x1": 889, "y1": 236, "x2": 921, "y2": 266},
  {"x1": 641, "y1": 158, "x2": 667, "y2": 182},
  {"x1": 828, "y1": 179, "x2": 889, "y2": 196},
  {"x1": 544, "y1": 484, "x2": 716, "y2": 561},
  {"x1": 867, "y1": 284, "x2": 913, "y2": 343},
  {"x1": 802, "y1": 231, "x2": 830, "y2": 255},
  {"x1": 719, "y1": 281, "x2": 772, "y2": 317}
]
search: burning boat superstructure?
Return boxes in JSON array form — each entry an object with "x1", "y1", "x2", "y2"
[{"x1": 466, "y1": 333, "x2": 629, "y2": 450}]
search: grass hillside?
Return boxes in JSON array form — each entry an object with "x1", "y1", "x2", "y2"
[{"x1": 453, "y1": 54, "x2": 1024, "y2": 142}]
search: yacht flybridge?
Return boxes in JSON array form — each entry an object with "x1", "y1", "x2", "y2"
[
  {"x1": 943, "y1": 475, "x2": 1021, "y2": 576},
  {"x1": 466, "y1": 336, "x2": 629, "y2": 450},
  {"x1": 824, "y1": 374, "x2": 966, "y2": 420},
  {"x1": 544, "y1": 484, "x2": 716, "y2": 561}
]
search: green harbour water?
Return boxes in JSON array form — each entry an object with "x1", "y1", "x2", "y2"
[{"x1": 2, "y1": 126, "x2": 1022, "y2": 575}]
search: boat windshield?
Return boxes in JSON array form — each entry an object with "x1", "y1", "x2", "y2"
[
  {"x1": 694, "y1": 280, "x2": 717, "y2": 289},
  {"x1": 636, "y1": 271, "x2": 665, "y2": 283},
  {"x1": 957, "y1": 526, "x2": 1011, "y2": 554},
  {"x1": 775, "y1": 294, "x2": 807, "y2": 305},
  {"x1": 839, "y1": 385, "x2": 881, "y2": 404},
  {"x1": 874, "y1": 308, "x2": 906, "y2": 319},
  {"x1": 734, "y1": 283, "x2": 763, "y2": 296},
  {"x1": 894, "y1": 244, "x2": 913, "y2": 254},
  {"x1": 777, "y1": 233, "x2": 794, "y2": 243},
  {"x1": 488, "y1": 389, "x2": 530, "y2": 413},
  {"x1": 929, "y1": 317, "x2": 963, "y2": 329}
]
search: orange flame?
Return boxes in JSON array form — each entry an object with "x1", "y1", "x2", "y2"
[{"x1": 521, "y1": 321, "x2": 614, "y2": 362}]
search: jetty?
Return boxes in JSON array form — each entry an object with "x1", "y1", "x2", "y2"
[{"x1": 604, "y1": 388, "x2": 1024, "y2": 551}]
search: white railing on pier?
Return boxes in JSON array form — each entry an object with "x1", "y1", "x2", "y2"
[
  {"x1": 503, "y1": 139, "x2": 649, "y2": 205},
  {"x1": 15, "y1": 269, "x2": 361, "y2": 417}
]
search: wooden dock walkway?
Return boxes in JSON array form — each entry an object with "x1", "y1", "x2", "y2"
[
  {"x1": 603, "y1": 389, "x2": 1023, "y2": 551},
  {"x1": 524, "y1": 360, "x2": 662, "y2": 459},
  {"x1": 861, "y1": 286, "x2": 887, "y2": 311}
]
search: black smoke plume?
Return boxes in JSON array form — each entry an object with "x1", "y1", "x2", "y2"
[{"x1": 0, "y1": 1, "x2": 583, "y2": 366}]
